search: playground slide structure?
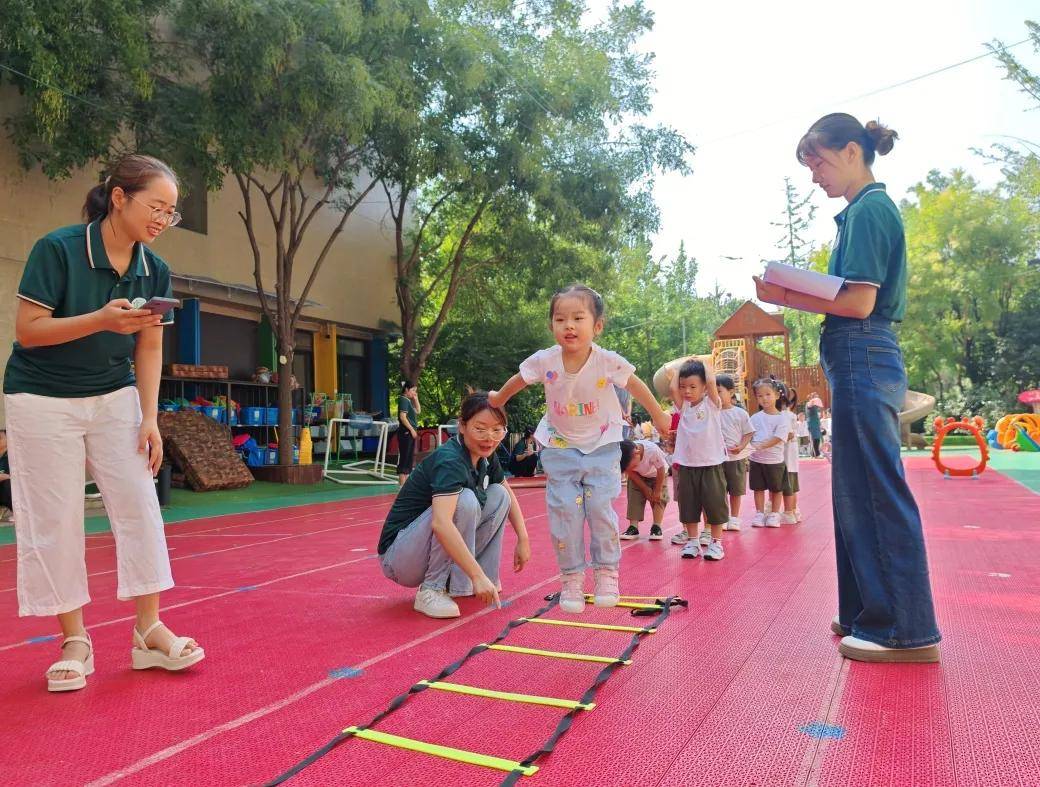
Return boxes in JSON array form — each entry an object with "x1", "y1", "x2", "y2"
[
  {"x1": 994, "y1": 413, "x2": 1040, "y2": 451},
  {"x1": 900, "y1": 390, "x2": 936, "y2": 426}
]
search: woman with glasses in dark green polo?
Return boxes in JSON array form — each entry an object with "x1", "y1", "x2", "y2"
[
  {"x1": 378, "y1": 391, "x2": 531, "y2": 619},
  {"x1": 4, "y1": 154, "x2": 204, "y2": 692}
]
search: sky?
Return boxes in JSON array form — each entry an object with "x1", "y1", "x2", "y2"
[{"x1": 592, "y1": 1, "x2": 1040, "y2": 300}]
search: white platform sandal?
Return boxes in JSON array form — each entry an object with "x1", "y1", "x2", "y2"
[
  {"x1": 132, "y1": 621, "x2": 205, "y2": 671},
  {"x1": 46, "y1": 635, "x2": 94, "y2": 693}
]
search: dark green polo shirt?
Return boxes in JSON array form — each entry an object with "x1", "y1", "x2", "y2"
[
  {"x1": 398, "y1": 396, "x2": 418, "y2": 429},
  {"x1": 828, "y1": 183, "x2": 907, "y2": 321},
  {"x1": 378, "y1": 436, "x2": 505, "y2": 554},
  {"x1": 4, "y1": 222, "x2": 173, "y2": 398}
]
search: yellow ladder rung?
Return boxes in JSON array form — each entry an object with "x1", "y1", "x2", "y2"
[
  {"x1": 343, "y1": 727, "x2": 538, "y2": 776},
  {"x1": 583, "y1": 595, "x2": 662, "y2": 610},
  {"x1": 521, "y1": 617, "x2": 654, "y2": 634},
  {"x1": 485, "y1": 643, "x2": 633, "y2": 665},
  {"x1": 419, "y1": 680, "x2": 594, "y2": 711}
]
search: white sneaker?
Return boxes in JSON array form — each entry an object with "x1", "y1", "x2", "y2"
[
  {"x1": 559, "y1": 572, "x2": 586, "y2": 614},
  {"x1": 723, "y1": 517, "x2": 742, "y2": 531},
  {"x1": 838, "y1": 635, "x2": 939, "y2": 663},
  {"x1": 751, "y1": 512, "x2": 766, "y2": 528},
  {"x1": 781, "y1": 512, "x2": 798, "y2": 525},
  {"x1": 671, "y1": 531, "x2": 690, "y2": 545},
  {"x1": 698, "y1": 529, "x2": 712, "y2": 546},
  {"x1": 681, "y1": 541, "x2": 701, "y2": 559},
  {"x1": 413, "y1": 588, "x2": 460, "y2": 619},
  {"x1": 592, "y1": 567, "x2": 620, "y2": 607},
  {"x1": 794, "y1": 509, "x2": 803, "y2": 522},
  {"x1": 765, "y1": 513, "x2": 781, "y2": 528},
  {"x1": 703, "y1": 539, "x2": 725, "y2": 561}
]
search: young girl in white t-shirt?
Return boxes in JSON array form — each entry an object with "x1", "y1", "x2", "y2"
[
  {"x1": 748, "y1": 379, "x2": 789, "y2": 528},
  {"x1": 717, "y1": 374, "x2": 755, "y2": 530},
  {"x1": 777, "y1": 382, "x2": 801, "y2": 524},
  {"x1": 490, "y1": 284, "x2": 671, "y2": 614}
]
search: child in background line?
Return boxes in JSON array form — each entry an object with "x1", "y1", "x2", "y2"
[
  {"x1": 489, "y1": 284, "x2": 672, "y2": 614},
  {"x1": 619, "y1": 439, "x2": 669, "y2": 541},
  {"x1": 796, "y1": 412, "x2": 811, "y2": 457},
  {"x1": 748, "y1": 378, "x2": 789, "y2": 528},
  {"x1": 778, "y1": 381, "x2": 801, "y2": 524},
  {"x1": 717, "y1": 375, "x2": 755, "y2": 531},
  {"x1": 670, "y1": 359, "x2": 729, "y2": 561}
]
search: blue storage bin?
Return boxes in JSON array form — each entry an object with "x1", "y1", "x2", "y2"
[
  {"x1": 244, "y1": 446, "x2": 266, "y2": 467},
  {"x1": 265, "y1": 448, "x2": 279, "y2": 465},
  {"x1": 241, "y1": 407, "x2": 265, "y2": 426},
  {"x1": 200, "y1": 405, "x2": 224, "y2": 422},
  {"x1": 264, "y1": 407, "x2": 279, "y2": 425}
]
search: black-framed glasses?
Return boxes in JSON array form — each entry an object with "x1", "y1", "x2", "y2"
[{"x1": 125, "y1": 193, "x2": 182, "y2": 227}]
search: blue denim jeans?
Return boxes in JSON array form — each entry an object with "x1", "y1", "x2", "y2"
[
  {"x1": 820, "y1": 316, "x2": 941, "y2": 648},
  {"x1": 540, "y1": 443, "x2": 623, "y2": 574},
  {"x1": 379, "y1": 485, "x2": 509, "y2": 596}
]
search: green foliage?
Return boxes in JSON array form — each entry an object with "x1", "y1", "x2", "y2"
[
  {"x1": 0, "y1": 0, "x2": 169, "y2": 177},
  {"x1": 900, "y1": 168, "x2": 1038, "y2": 405},
  {"x1": 376, "y1": 0, "x2": 694, "y2": 382}
]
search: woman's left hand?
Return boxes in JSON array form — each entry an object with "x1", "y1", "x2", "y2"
[
  {"x1": 138, "y1": 418, "x2": 163, "y2": 476},
  {"x1": 513, "y1": 535, "x2": 531, "y2": 572},
  {"x1": 752, "y1": 275, "x2": 786, "y2": 305}
]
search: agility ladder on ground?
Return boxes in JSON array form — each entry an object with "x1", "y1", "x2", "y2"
[{"x1": 265, "y1": 592, "x2": 687, "y2": 785}]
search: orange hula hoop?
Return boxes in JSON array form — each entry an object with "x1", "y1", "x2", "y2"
[{"x1": 931, "y1": 416, "x2": 989, "y2": 478}]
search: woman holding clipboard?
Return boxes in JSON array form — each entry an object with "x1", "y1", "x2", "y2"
[
  {"x1": 4, "y1": 154, "x2": 204, "y2": 692},
  {"x1": 754, "y1": 114, "x2": 940, "y2": 663}
]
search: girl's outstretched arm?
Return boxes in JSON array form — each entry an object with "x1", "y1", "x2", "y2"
[
  {"x1": 626, "y1": 375, "x2": 672, "y2": 437},
  {"x1": 489, "y1": 373, "x2": 527, "y2": 409}
]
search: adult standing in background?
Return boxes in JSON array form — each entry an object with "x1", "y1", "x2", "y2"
[
  {"x1": 397, "y1": 380, "x2": 421, "y2": 485},
  {"x1": 614, "y1": 383, "x2": 634, "y2": 440},
  {"x1": 806, "y1": 392, "x2": 823, "y2": 457}
]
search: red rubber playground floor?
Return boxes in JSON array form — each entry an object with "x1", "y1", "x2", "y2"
[{"x1": 1, "y1": 456, "x2": 1039, "y2": 786}]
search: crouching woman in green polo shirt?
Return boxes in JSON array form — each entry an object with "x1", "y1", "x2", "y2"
[
  {"x1": 378, "y1": 391, "x2": 531, "y2": 619},
  {"x1": 3, "y1": 154, "x2": 204, "y2": 692},
  {"x1": 754, "y1": 114, "x2": 940, "y2": 663}
]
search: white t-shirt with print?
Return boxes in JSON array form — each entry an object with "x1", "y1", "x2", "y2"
[
  {"x1": 720, "y1": 406, "x2": 755, "y2": 462},
  {"x1": 821, "y1": 417, "x2": 832, "y2": 435},
  {"x1": 520, "y1": 343, "x2": 635, "y2": 454},
  {"x1": 630, "y1": 439, "x2": 669, "y2": 478},
  {"x1": 784, "y1": 410, "x2": 799, "y2": 473},
  {"x1": 672, "y1": 395, "x2": 726, "y2": 468},
  {"x1": 749, "y1": 410, "x2": 789, "y2": 465}
]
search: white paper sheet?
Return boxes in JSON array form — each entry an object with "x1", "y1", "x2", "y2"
[{"x1": 763, "y1": 261, "x2": 845, "y2": 301}]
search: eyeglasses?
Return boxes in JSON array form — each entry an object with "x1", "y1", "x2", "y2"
[
  {"x1": 468, "y1": 427, "x2": 508, "y2": 440},
  {"x1": 125, "y1": 193, "x2": 182, "y2": 228}
]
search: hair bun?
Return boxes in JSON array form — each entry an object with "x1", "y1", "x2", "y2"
[{"x1": 864, "y1": 120, "x2": 898, "y2": 156}]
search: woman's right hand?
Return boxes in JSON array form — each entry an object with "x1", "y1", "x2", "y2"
[
  {"x1": 472, "y1": 573, "x2": 501, "y2": 608},
  {"x1": 97, "y1": 299, "x2": 162, "y2": 334}
]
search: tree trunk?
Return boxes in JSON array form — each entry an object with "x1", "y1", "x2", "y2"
[{"x1": 278, "y1": 350, "x2": 295, "y2": 466}]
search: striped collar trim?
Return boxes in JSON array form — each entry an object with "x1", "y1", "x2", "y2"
[{"x1": 86, "y1": 221, "x2": 151, "y2": 276}]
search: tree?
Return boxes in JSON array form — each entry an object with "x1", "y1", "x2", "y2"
[
  {"x1": 0, "y1": 1, "x2": 168, "y2": 177},
  {"x1": 769, "y1": 177, "x2": 821, "y2": 366},
  {"x1": 168, "y1": 0, "x2": 413, "y2": 463},
  {"x1": 374, "y1": 0, "x2": 693, "y2": 383},
  {"x1": 900, "y1": 169, "x2": 1038, "y2": 406}
]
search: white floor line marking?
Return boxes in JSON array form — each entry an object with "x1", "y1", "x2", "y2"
[{"x1": 0, "y1": 555, "x2": 372, "y2": 653}]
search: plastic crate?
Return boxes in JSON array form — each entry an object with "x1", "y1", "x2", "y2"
[
  {"x1": 264, "y1": 407, "x2": 279, "y2": 425},
  {"x1": 200, "y1": 405, "x2": 224, "y2": 422},
  {"x1": 241, "y1": 407, "x2": 265, "y2": 426},
  {"x1": 244, "y1": 446, "x2": 266, "y2": 467}
]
